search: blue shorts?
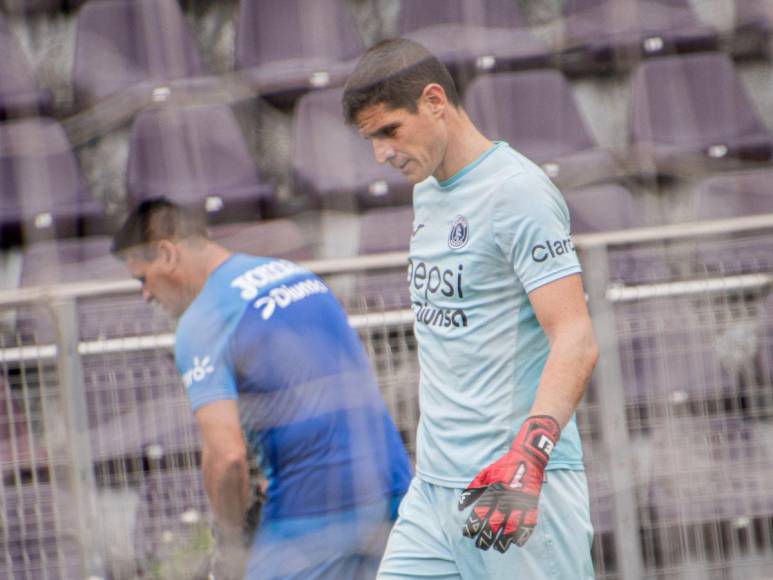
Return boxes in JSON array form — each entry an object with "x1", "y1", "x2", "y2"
[
  {"x1": 245, "y1": 495, "x2": 401, "y2": 580},
  {"x1": 378, "y1": 471, "x2": 594, "y2": 579}
]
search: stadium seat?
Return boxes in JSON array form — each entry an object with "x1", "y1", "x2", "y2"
[
  {"x1": 0, "y1": 12, "x2": 51, "y2": 119},
  {"x1": 687, "y1": 171, "x2": 773, "y2": 275},
  {"x1": 354, "y1": 206, "x2": 413, "y2": 311},
  {"x1": 0, "y1": 372, "x2": 48, "y2": 471},
  {"x1": 0, "y1": 484, "x2": 85, "y2": 580},
  {"x1": 0, "y1": 118, "x2": 106, "y2": 246},
  {"x1": 464, "y1": 70, "x2": 622, "y2": 189},
  {"x1": 560, "y1": 0, "x2": 719, "y2": 75},
  {"x1": 127, "y1": 104, "x2": 275, "y2": 224},
  {"x1": 613, "y1": 298, "x2": 743, "y2": 411},
  {"x1": 292, "y1": 88, "x2": 413, "y2": 209},
  {"x1": 73, "y1": 0, "x2": 207, "y2": 106},
  {"x1": 81, "y1": 352, "x2": 200, "y2": 461},
  {"x1": 133, "y1": 468, "x2": 211, "y2": 573},
  {"x1": 236, "y1": 0, "x2": 364, "y2": 104},
  {"x1": 647, "y1": 416, "x2": 773, "y2": 526},
  {"x1": 628, "y1": 53, "x2": 773, "y2": 177},
  {"x1": 17, "y1": 236, "x2": 162, "y2": 344},
  {"x1": 397, "y1": 0, "x2": 551, "y2": 80},
  {"x1": 210, "y1": 219, "x2": 313, "y2": 261},
  {"x1": 733, "y1": 0, "x2": 773, "y2": 58}
]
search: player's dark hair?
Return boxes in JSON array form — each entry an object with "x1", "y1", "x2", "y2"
[
  {"x1": 342, "y1": 38, "x2": 461, "y2": 126},
  {"x1": 111, "y1": 197, "x2": 208, "y2": 259}
]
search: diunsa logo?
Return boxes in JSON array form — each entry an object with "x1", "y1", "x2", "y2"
[{"x1": 448, "y1": 215, "x2": 469, "y2": 250}]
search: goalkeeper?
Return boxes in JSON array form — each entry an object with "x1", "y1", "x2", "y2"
[
  {"x1": 343, "y1": 39, "x2": 598, "y2": 579},
  {"x1": 111, "y1": 199, "x2": 412, "y2": 579}
]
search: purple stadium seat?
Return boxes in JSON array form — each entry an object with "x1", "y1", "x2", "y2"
[
  {"x1": 734, "y1": 0, "x2": 773, "y2": 58},
  {"x1": 464, "y1": 70, "x2": 622, "y2": 188},
  {"x1": 354, "y1": 206, "x2": 413, "y2": 311},
  {"x1": 0, "y1": 13, "x2": 50, "y2": 118},
  {"x1": 73, "y1": 0, "x2": 206, "y2": 105},
  {"x1": 689, "y1": 171, "x2": 773, "y2": 275},
  {"x1": 612, "y1": 296, "x2": 758, "y2": 409},
  {"x1": 398, "y1": 0, "x2": 551, "y2": 77},
  {"x1": 0, "y1": 484, "x2": 85, "y2": 580},
  {"x1": 562, "y1": 0, "x2": 719, "y2": 74},
  {"x1": 18, "y1": 236, "x2": 167, "y2": 344},
  {"x1": 648, "y1": 416, "x2": 773, "y2": 525},
  {"x1": 81, "y1": 353, "x2": 200, "y2": 461},
  {"x1": 563, "y1": 184, "x2": 675, "y2": 285},
  {"x1": 127, "y1": 104, "x2": 274, "y2": 223},
  {"x1": 629, "y1": 53, "x2": 773, "y2": 176},
  {"x1": 134, "y1": 468, "x2": 211, "y2": 570},
  {"x1": 0, "y1": 118, "x2": 106, "y2": 245},
  {"x1": 292, "y1": 88, "x2": 413, "y2": 209},
  {"x1": 236, "y1": 0, "x2": 364, "y2": 102},
  {"x1": 210, "y1": 219, "x2": 313, "y2": 261},
  {"x1": 0, "y1": 374, "x2": 48, "y2": 471}
]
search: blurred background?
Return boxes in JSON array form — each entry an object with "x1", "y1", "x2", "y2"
[{"x1": 1, "y1": 0, "x2": 773, "y2": 578}]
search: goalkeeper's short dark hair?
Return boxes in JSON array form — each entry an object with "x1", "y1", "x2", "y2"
[
  {"x1": 341, "y1": 38, "x2": 461, "y2": 126},
  {"x1": 111, "y1": 197, "x2": 208, "y2": 259}
]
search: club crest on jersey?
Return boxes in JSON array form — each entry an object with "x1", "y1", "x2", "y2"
[{"x1": 448, "y1": 215, "x2": 469, "y2": 250}]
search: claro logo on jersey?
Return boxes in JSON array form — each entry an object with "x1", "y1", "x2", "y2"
[
  {"x1": 530, "y1": 237, "x2": 576, "y2": 263},
  {"x1": 230, "y1": 260, "x2": 328, "y2": 320},
  {"x1": 407, "y1": 259, "x2": 468, "y2": 328}
]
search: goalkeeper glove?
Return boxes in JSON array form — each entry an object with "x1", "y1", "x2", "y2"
[{"x1": 458, "y1": 415, "x2": 560, "y2": 553}]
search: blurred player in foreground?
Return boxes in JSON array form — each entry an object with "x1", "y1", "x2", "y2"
[
  {"x1": 111, "y1": 198, "x2": 412, "y2": 579},
  {"x1": 344, "y1": 38, "x2": 598, "y2": 579}
]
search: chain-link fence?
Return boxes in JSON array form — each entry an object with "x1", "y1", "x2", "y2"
[{"x1": 2, "y1": 216, "x2": 773, "y2": 579}]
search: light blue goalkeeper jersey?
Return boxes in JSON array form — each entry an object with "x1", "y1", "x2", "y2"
[{"x1": 408, "y1": 141, "x2": 585, "y2": 488}]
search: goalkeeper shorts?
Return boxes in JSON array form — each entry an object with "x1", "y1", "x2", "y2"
[{"x1": 377, "y1": 470, "x2": 594, "y2": 579}]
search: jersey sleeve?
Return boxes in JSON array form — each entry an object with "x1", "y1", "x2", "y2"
[
  {"x1": 492, "y1": 171, "x2": 581, "y2": 294},
  {"x1": 175, "y1": 313, "x2": 238, "y2": 413}
]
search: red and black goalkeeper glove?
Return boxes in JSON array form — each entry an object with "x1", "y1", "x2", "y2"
[{"x1": 458, "y1": 415, "x2": 560, "y2": 553}]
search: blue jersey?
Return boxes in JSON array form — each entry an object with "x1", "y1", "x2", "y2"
[
  {"x1": 409, "y1": 142, "x2": 585, "y2": 488},
  {"x1": 175, "y1": 254, "x2": 412, "y2": 520}
]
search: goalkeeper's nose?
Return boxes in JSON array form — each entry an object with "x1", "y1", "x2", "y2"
[{"x1": 372, "y1": 139, "x2": 395, "y2": 164}]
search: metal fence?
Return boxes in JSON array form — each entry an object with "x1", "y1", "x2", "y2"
[{"x1": 2, "y1": 215, "x2": 773, "y2": 579}]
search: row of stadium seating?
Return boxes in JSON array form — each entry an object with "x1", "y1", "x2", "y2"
[
  {"x1": 3, "y1": 51, "x2": 773, "y2": 248},
  {"x1": 1, "y1": 0, "x2": 771, "y2": 121}
]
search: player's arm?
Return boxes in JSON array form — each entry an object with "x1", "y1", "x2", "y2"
[
  {"x1": 527, "y1": 273, "x2": 598, "y2": 426},
  {"x1": 195, "y1": 400, "x2": 250, "y2": 542}
]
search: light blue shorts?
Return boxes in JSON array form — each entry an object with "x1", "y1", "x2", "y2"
[{"x1": 378, "y1": 471, "x2": 594, "y2": 579}]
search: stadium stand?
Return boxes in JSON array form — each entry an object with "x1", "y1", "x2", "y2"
[
  {"x1": 628, "y1": 53, "x2": 773, "y2": 177},
  {"x1": 397, "y1": 0, "x2": 551, "y2": 82},
  {"x1": 354, "y1": 205, "x2": 413, "y2": 311},
  {"x1": 560, "y1": 0, "x2": 720, "y2": 75},
  {"x1": 210, "y1": 218, "x2": 313, "y2": 261},
  {"x1": 0, "y1": 483, "x2": 85, "y2": 580},
  {"x1": 464, "y1": 69, "x2": 623, "y2": 189},
  {"x1": 73, "y1": 0, "x2": 207, "y2": 106},
  {"x1": 0, "y1": 118, "x2": 106, "y2": 246},
  {"x1": 694, "y1": 170, "x2": 773, "y2": 220},
  {"x1": 733, "y1": 0, "x2": 773, "y2": 58},
  {"x1": 81, "y1": 352, "x2": 200, "y2": 462},
  {"x1": 0, "y1": 12, "x2": 50, "y2": 119},
  {"x1": 16, "y1": 236, "x2": 161, "y2": 343},
  {"x1": 236, "y1": 0, "x2": 364, "y2": 104},
  {"x1": 127, "y1": 103, "x2": 275, "y2": 224},
  {"x1": 0, "y1": 372, "x2": 48, "y2": 472},
  {"x1": 292, "y1": 87, "x2": 412, "y2": 209}
]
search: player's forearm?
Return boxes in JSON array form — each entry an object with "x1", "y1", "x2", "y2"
[
  {"x1": 528, "y1": 319, "x2": 598, "y2": 429},
  {"x1": 201, "y1": 445, "x2": 250, "y2": 538}
]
